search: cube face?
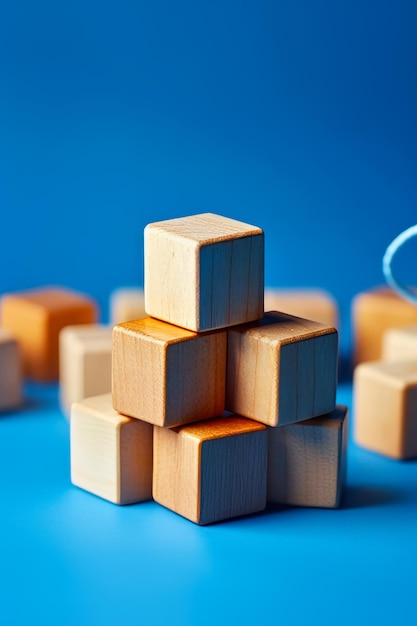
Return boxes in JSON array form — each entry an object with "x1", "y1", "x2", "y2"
[
  {"x1": 279, "y1": 332, "x2": 338, "y2": 424},
  {"x1": 153, "y1": 416, "x2": 268, "y2": 525},
  {"x1": 264, "y1": 288, "x2": 339, "y2": 328},
  {"x1": 144, "y1": 213, "x2": 264, "y2": 332},
  {"x1": 382, "y1": 326, "x2": 417, "y2": 362},
  {"x1": 226, "y1": 312, "x2": 338, "y2": 426},
  {"x1": 70, "y1": 393, "x2": 153, "y2": 504},
  {"x1": 0, "y1": 330, "x2": 22, "y2": 412},
  {"x1": 267, "y1": 406, "x2": 348, "y2": 508},
  {"x1": 110, "y1": 287, "x2": 146, "y2": 325},
  {"x1": 59, "y1": 325, "x2": 113, "y2": 416},
  {"x1": 354, "y1": 361, "x2": 417, "y2": 459},
  {"x1": 199, "y1": 429, "x2": 267, "y2": 524},
  {"x1": 1, "y1": 287, "x2": 97, "y2": 381},
  {"x1": 112, "y1": 317, "x2": 227, "y2": 427},
  {"x1": 352, "y1": 287, "x2": 417, "y2": 365}
]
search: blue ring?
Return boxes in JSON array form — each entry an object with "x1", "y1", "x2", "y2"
[{"x1": 382, "y1": 224, "x2": 417, "y2": 305}]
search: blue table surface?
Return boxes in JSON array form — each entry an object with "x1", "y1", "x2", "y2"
[{"x1": 0, "y1": 380, "x2": 416, "y2": 626}]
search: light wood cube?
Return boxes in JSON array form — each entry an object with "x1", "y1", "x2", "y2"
[
  {"x1": 264, "y1": 288, "x2": 339, "y2": 328},
  {"x1": 110, "y1": 287, "x2": 146, "y2": 325},
  {"x1": 0, "y1": 330, "x2": 22, "y2": 412},
  {"x1": 59, "y1": 324, "x2": 113, "y2": 417},
  {"x1": 144, "y1": 212, "x2": 264, "y2": 332},
  {"x1": 226, "y1": 311, "x2": 338, "y2": 427},
  {"x1": 354, "y1": 360, "x2": 417, "y2": 459},
  {"x1": 70, "y1": 393, "x2": 153, "y2": 504},
  {"x1": 1, "y1": 287, "x2": 97, "y2": 381},
  {"x1": 267, "y1": 405, "x2": 348, "y2": 508},
  {"x1": 112, "y1": 317, "x2": 227, "y2": 427},
  {"x1": 153, "y1": 415, "x2": 268, "y2": 525},
  {"x1": 352, "y1": 287, "x2": 417, "y2": 364},
  {"x1": 382, "y1": 325, "x2": 417, "y2": 362}
]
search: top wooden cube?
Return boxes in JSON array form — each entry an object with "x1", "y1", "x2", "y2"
[{"x1": 144, "y1": 213, "x2": 264, "y2": 332}]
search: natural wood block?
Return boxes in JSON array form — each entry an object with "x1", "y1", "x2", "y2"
[
  {"x1": 382, "y1": 325, "x2": 417, "y2": 362},
  {"x1": 0, "y1": 329, "x2": 22, "y2": 412},
  {"x1": 226, "y1": 311, "x2": 338, "y2": 427},
  {"x1": 112, "y1": 317, "x2": 227, "y2": 427},
  {"x1": 144, "y1": 212, "x2": 264, "y2": 332},
  {"x1": 153, "y1": 415, "x2": 268, "y2": 525},
  {"x1": 70, "y1": 393, "x2": 153, "y2": 504},
  {"x1": 1, "y1": 287, "x2": 97, "y2": 382},
  {"x1": 264, "y1": 288, "x2": 339, "y2": 328},
  {"x1": 110, "y1": 287, "x2": 146, "y2": 325},
  {"x1": 354, "y1": 360, "x2": 417, "y2": 459},
  {"x1": 352, "y1": 286, "x2": 417, "y2": 365},
  {"x1": 267, "y1": 405, "x2": 348, "y2": 508},
  {"x1": 59, "y1": 324, "x2": 113, "y2": 417}
]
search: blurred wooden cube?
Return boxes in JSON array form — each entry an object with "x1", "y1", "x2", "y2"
[
  {"x1": 354, "y1": 360, "x2": 417, "y2": 459},
  {"x1": 70, "y1": 393, "x2": 153, "y2": 504},
  {"x1": 0, "y1": 329, "x2": 22, "y2": 412},
  {"x1": 110, "y1": 287, "x2": 146, "y2": 325},
  {"x1": 153, "y1": 415, "x2": 267, "y2": 524},
  {"x1": 1, "y1": 287, "x2": 97, "y2": 381},
  {"x1": 144, "y1": 212, "x2": 264, "y2": 332},
  {"x1": 112, "y1": 317, "x2": 227, "y2": 427},
  {"x1": 226, "y1": 311, "x2": 338, "y2": 427},
  {"x1": 59, "y1": 324, "x2": 112, "y2": 417},
  {"x1": 264, "y1": 288, "x2": 339, "y2": 328},
  {"x1": 352, "y1": 286, "x2": 417, "y2": 365},
  {"x1": 267, "y1": 405, "x2": 348, "y2": 508},
  {"x1": 382, "y1": 325, "x2": 417, "y2": 362}
]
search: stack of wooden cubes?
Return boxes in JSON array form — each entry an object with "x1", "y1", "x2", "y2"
[{"x1": 70, "y1": 213, "x2": 347, "y2": 524}]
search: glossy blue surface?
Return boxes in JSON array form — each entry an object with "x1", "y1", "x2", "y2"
[{"x1": 0, "y1": 382, "x2": 416, "y2": 625}]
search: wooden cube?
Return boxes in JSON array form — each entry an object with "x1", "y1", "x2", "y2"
[
  {"x1": 267, "y1": 405, "x2": 348, "y2": 508},
  {"x1": 70, "y1": 393, "x2": 153, "y2": 504},
  {"x1": 264, "y1": 288, "x2": 339, "y2": 328},
  {"x1": 0, "y1": 330, "x2": 22, "y2": 412},
  {"x1": 153, "y1": 415, "x2": 268, "y2": 525},
  {"x1": 382, "y1": 325, "x2": 417, "y2": 362},
  {"x1": 59, "y1": 324, "x2": 113, "y2": 417},
  {"x1": 352, "y1": 286, "x2": 417, "y2": 365},
  {"x1": 1, "y1": 287, "x2": 97, "y2": 381},
  {"x1": 144, "y1": 212, "x2": 264, "y2": 332},
  {"x1": 354, "y1": 360, "x2": 417, "y2": 459},
  {"x1": 112, "y1": 317, "x2": 227, "y2": 427},
  {"x1": 110, "y1": 287, "x2": 146, "y2": 325},
  {"x1": 226, "y1": 311, "x2": 338, "y2": 427}
]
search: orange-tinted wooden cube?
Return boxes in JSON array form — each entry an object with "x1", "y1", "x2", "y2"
[{"x1": 1, "y1": 287, "x2": 97, "y2": 382}]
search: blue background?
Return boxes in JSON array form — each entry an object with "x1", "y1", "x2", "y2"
[
  {"x1": 0, "y1": 2, "x2": 416, "y2": 625},
  {"x1": 1, "y1": 0, "x2": 416, "y2": 352}
]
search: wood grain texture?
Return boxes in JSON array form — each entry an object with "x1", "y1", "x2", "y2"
[
  {"x1": 226, "y1": 311, "x2": 338, "y2": 427},
  {"x1": 382, "y1": 325, "x2": 417, "y2": 362},
  {"x1": 144, "y1": 212, "x2": 264, "y2": 332},
  {"x1": 267, "y1": 405, "x2": 348, "y2": 508},
  {"x1": 354, "y1": 360, "x2": 417, "y2": 459},
  {"x1": 264, "y1": 288, "x2": 339, "y2": 328},
  {"x1": 0, "y1": 287, "x2": 97, "y2": 381},
  {"x1": 153, "y1": 415, "x2": 268, "y2": 525},
  {"x1": 0, "y1": 329, "x2": 22, "y2": 412},
  {"x1": 59, "y1": 324, "x2": 113, "y2": 417},
  {"x1": 110, "y1": 287, "x2": 146, "y2": 325},
  {"x1": 70, "y1": 393, "x2": 153, "y2": 504},
  {"x1": 112, "y1": 317, "x2": 227, "y2": 427},
  {"x1": 352, "y1": 286, "x2": 417, "y2": 365}
]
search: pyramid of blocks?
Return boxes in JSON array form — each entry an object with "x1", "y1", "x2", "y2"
[{"x1": 70, "y1": 213, "x2": 347, "y2": 524}]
